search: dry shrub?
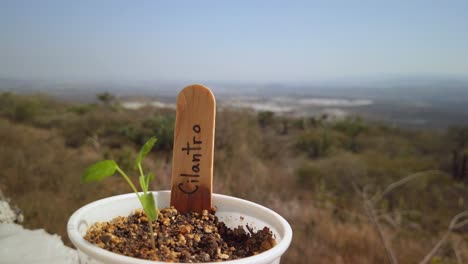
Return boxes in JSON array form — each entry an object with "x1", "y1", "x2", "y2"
[
  {"x1": 0, "y1": 119, "x2": 132, "y2": 245},
  {"x1": 1, "y1": 94, "x2": 467, "y2": 263},
  {"x1": 266, "y1": 196, "x2": 433, "y2": 264},
  {"x1": 214, "y1": 110, "x2": 294, "y2": 202}
]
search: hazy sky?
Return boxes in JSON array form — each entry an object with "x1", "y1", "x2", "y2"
[{"x1": 1, "y1": 0, "x2": 467, "y2": 83}]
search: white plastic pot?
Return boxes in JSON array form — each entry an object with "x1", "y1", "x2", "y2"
[{"x1": 67, "y1": 191, "x2": 292, "y2": 264}]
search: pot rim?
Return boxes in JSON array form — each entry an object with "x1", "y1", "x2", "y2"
[{"x1": 67, "y1": 191, "x2": 292, "y2": 264}]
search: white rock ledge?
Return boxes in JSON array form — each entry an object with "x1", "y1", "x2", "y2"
[
  {"x1": 0, "y1": 190, "x2": 78, "y2": 263},
  {"x1": 0, "y1": 223, "x2": 78, "y2": 264}
]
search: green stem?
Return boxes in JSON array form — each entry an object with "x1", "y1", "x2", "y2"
[
  {"x1": 149, "y1": 220, "x2": 156, "y2": 252},
  {"x1": 116, "y1": 166, "x2": 141, "y2": 198}
]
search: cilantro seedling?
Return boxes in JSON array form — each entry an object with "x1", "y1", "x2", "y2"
[{"x1": 81, "y1": 136, "x2": 159, "y2": 251}]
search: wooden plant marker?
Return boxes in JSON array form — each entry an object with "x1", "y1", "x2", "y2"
[{"x1": 170, "y1": 84, "x2": 216, "y2": 213}]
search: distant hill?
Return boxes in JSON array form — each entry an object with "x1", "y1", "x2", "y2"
[{"x1": 1, "y1": 76, "x2": 467, "y2": 128}]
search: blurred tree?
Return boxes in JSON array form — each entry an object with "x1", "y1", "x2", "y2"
[
  {"x1": 257, "y1": 111, "x2": 275, "y2": 128},
  {"x1": 447, "y1": 127, "x2": 468, "y2": 181},
  {"x1": 96, "y1": 92, "x2": 115, "y2": 105},
  {"x1": 141, "y1": 114, "x2": 175, "y2": 151},
  {"x1": 334, "y1": 117, "x2": 366, "y2": 152},
  {"x1": 291, "y1": 117, "x2": 306, "y2": 130},
  {"x1": 13, "y1": 98, "x2": 40, "y2": 122},
  {"x1": 0, "y1": 92, "x2": 42, "y2": 122},
  {"x1": 295, "y1": 128, "x2": 332, "y2": 158},
  {"x1": 279, "y1": 118, "x2": 289, "y2": 135},
  {"x1": 67, "y1": 104, "x2": 96, "y2": 115},
  {"x1": 116, "y1": 112, "x2": 175, "y2": 163}
]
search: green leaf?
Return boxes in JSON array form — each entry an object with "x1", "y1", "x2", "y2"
[
  {"x1": 140, "y1": 192, "x2": 158, "y2": 221},
  {"x1": 145, "y1": 172, "x2": 154, "y2": 189},
  {"x1": 137, "y1": 137, "x2": 157, "y2": 165},
  {"x1": 81, "y1": 160, "x2": 117, "y2": 183},
  {"x1": 139, "y1": 175, "x2": 147, "y2": 192}
]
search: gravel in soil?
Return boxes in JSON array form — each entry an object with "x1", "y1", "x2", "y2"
[{"x1": 84, "y1": 207, "x2": 276, "y2": 262}]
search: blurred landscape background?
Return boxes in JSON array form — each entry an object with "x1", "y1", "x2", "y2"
[{"x1": 1, "y1": 1, "x2": 468, "y2": 263}]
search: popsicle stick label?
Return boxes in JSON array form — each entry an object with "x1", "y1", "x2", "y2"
[{"x1": 171, "y1": 84, "x2": 215, "y2": 213}]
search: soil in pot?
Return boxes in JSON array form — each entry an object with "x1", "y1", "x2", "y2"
[{"x1": 84, "y1": 207, "x2": 276, "y2": 262}]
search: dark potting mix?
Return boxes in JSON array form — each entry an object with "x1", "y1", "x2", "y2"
[{"x1": 84, "y1": 207, "x2": 276, "y2": 262}]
